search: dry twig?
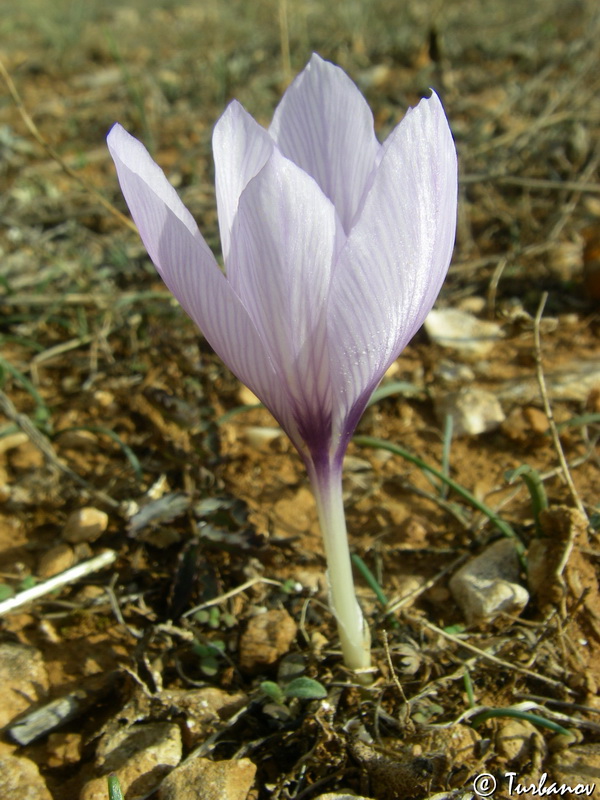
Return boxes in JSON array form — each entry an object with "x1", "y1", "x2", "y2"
[
  {"x1": 0, "y1": 550, "x2": 118, "y2": 616},
  {"x1": 533, "y1": 293, "x2": 588, "y2": 521}
]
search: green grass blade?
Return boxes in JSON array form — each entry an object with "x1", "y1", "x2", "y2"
[
  {"x1": 354, "y1": 435, "x2": 522, "y2": 550},
  {"x1": 505, "y1": 464, "x2": 548, "y2": 536},
  {"x1": 470, "y1": 707, "x2": 569, "y2": 736}
]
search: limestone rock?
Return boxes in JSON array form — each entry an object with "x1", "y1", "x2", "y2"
[
  {"x1": 314, "y1": 795, "x2": 376, "y2": 800},
  {"x1": 239, "y1": 609, "x2": 297, "y2": 671},
  {"x1": 434, "y1": 388, "x2": 505, "y2": 436},
  {"x1": 425, "y1": 308, "x2": 502, "y2": 357},
  {"x1": 158, "y1": 757, "x2": 256, "y2": 800},
  {"x1": 449, "y1": 539, "x2": 529, "y2": 624},
  {"x1": 80, "y1": 722, "x2": 182, "y2": 800},
  {"x1": 0, "y1": 642, "x2": 49, "y2": 728},
  {"x1": 0, "y1": 753, "x2": 52, "y2": 800},
  {"x1": 63, "y1": 508, "x2": 108, "y2": 543},
  {"x1": 38, "y1": 543, "x2": 75, "y2": 578},
  {"x1": 496, "y1": 719, "x2": 544, "y2": 763},
  {"x1": 46, "y1": 732, "x2": 82, "y2": 767}
]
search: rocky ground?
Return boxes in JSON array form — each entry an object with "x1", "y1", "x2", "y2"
[{"x1": 0, "y1": 0, "x2": 599, "y2": 798}]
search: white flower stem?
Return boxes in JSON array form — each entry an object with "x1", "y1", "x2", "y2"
[{"x1": 308, "y1": 464, "x2": 371, "y2": 673}]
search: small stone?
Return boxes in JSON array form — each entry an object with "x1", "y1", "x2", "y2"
[
  {"x1": 237, "y1": 386, "x2": 259, "y2": 406},
  {"x1": 46, "y1": 732, "x2": 82, "y2": 767},
  {"x1": 0, "y1": 433, "x2": 28, "y2": 456},
  {"x1": 0, "y1": 754, "x2": 52, "y2": 800},
  {"x1": 96, "y1": 721, "x2": 182, "y2": 773},
  {"x1": 547, "y1": 240, "x2": 583, "y2": 282},
  {"x1": 93, "y1": 390, "x2": 115, "y2": 408},
  {"x1": 425, "y1": 308, "x2": 502, "y2": 357},
  {"x1": 457, "y1": 296, "x2": 486, "y2": 315},
  {"x1": 314, "y1": 795, "x2": 376, "y2": 800},
  {"x1": 0, "y1": 642, "x2": 49, "y2": 728},
  {"x1": 449, "y1": 539, "x2": 529, "y2": 624},
  {"x1": 435, "y1": 360, "x2": 476, "y2": 386},
  {"x1": 38, "y1": 544, "x2": 75, "y2": 578},
  {"x1": 63, "y1": 508, "x2": 108, "y2": 543},
  {"x1": 7, "y1": 441, "x2": 45, "y2": 470},
  {"x1": 243, "y1": 426, "x2": 282, "y2": 450},
  {"x1": 434, "y1": 388, "x2": 505, "y2": 436},
  {"x1": 158, "y1": 757, "x2": 256, "y2": 800},
  {"x1": 81, "y1": 722, "x2": 182, "y2": 800},
  {"x1": 522, "y1": 406, "x2": 549, "y2": 435},
  {"x1": 239, "y1": 609, "x2": 297, "y2": 672},
  {"x1": 496, "y1": 719, "x2": 541, "y2": 762}
]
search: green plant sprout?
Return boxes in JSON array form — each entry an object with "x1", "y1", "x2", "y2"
[{"x1": 107, "y1": 774, "x2": 123, "y2": 800}]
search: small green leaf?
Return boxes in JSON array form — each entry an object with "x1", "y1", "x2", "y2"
[
  {"x1": 505, "y1": 464, "x2": 548, "y2": 536},
  {"x1": 199, "y1": 656, "x2": 219, "y2": 677},
  {"x1": 260, "y1": 681, "x2": 286, "y2": 704},
  {"x1": 443, "y1": 624, "x2": 465, "y2": 635},
  {"x1": 283, "y1": 677, "x2": 327, "y2": 700},
  {"x1": 0, "y1": 584, "x2": 14, "y2": 601}
]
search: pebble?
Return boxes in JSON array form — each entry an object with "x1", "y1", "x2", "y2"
[
  {"x1": 0, "y1": 754, "x2": 52, "y2": 800},
  {"x1": 449, "y1": 539, "x2": 529, "y2": 624},
  {"x1": 239, "y1": 609, "x2": 298, "y2": 672},
  {"x1": 38, "y1": 543, "x2": 75, "y2": 577},
  {"x1": 242, "y1": 426, "x2": 283, "y2": 450},
  {"x1": 314, "y1": 795, "x2": 376, "y2": 800},
  {"x1": 7, "y1": 440, "x2": 45, "y2": 470},
  {"x1": 158, "y1": 757, "x2": 256, "y2": 800},
  {"x1": 495, "y1": 719, "x2": 543, "y2": 763},
  {"x1": 434, "y1": 388, "x2": 505, "y2": 436},
  {"x1": 0, "y1": 642, "x2": 49, "y2": 728},
  {"x1": 502, "y1": 406, "x2": 549, "y2": 443},
  {"x1": 81, "y1": 721, "x2": 182, "y2": 800},
  {"x1": 46, "y1": 732, "x2": 82, "y2": 767},
  {"x1": 0, "y1": 432, "x2": 28, "y2": 455},
  {"x1": 237, "y1": 386, "x2": 260, "y2": 406},
  {"x1": 434, "y1": 360, "x2": 476, "y2": 386},
  {"x1": 425, "y1": 308, "x2": 502, "y2": 357},
  {"x1": 63, "y1": 507, "x2": 109, "y2": 543}
]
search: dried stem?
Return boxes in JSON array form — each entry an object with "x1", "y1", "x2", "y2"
[{"x1": 533, "y1": 293, "x2": 588, "y2": 521}]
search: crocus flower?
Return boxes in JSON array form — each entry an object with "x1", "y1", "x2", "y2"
[{"x1": 107, "y1": 53, "x2": 457, "y2": 673}]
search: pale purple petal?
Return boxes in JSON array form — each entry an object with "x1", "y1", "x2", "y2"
[
  {"x1": 327, "y1": 92, "x2": 458, "y2": 452},
  {"x1": 106, "y1": 124, "x2": 299, "y2": 442},
  {"x1": 228, "y1": 148, "x2": 337, "y2": 457},
  {"x1": 269, "y1": 53, "x2": 381, "y2": 234},
  {"x1": 212, "y1": 101, "x2": 273, "y2": 263}
]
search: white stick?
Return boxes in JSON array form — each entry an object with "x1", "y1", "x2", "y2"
[{"x1": 0, "y1": 550, "x2": 118, "y2": 616}]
